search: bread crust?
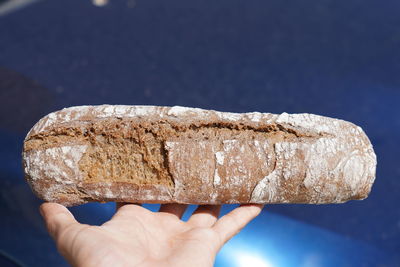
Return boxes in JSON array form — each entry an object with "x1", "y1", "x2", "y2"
[{"x1": 22, "y1": 105, "x2": 377, "y2": 206}]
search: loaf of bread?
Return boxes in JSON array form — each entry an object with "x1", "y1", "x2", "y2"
[{"x1": 22, "y1": 105, "x2": 376, "y2": 206}]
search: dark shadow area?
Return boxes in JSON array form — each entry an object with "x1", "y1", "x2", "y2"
[{"x1": 0, "y1": 67, "x2": 56, "y2": 134}]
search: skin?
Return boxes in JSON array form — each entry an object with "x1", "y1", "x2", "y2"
[{"x1": 40, "y1": 202, "x2": 264, "y2": 267}]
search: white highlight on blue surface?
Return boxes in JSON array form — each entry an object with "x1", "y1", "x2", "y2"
[{"x1": 236, "y1": 252, "x2": 273, "y2": 267}]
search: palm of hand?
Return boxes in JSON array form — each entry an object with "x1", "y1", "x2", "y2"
[{"x1": 40, "y1": 203, "x2": 263, "y2": 267}]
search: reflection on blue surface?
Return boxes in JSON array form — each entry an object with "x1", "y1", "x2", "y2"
[{"x1": 215, "y1": 209, "x2": 389, "y2": 267}]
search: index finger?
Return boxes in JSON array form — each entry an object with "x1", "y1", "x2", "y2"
[
  {"x1": 40, "y1": 202, "x2": 81, "y2": 241},
  {"x1": 212, "y1": 204, "x2": 263, "y2": 246}
]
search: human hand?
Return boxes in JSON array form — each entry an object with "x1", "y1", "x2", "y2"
[{"x1": 40, "y1": 202, "x2": 263, "y2": 267}]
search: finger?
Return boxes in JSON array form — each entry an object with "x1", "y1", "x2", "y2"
[
  {"x1": 213, "y1": 204, "x2": 263, "y2": 245},
  {"x1": 40, "y1": 202, "x2": 81, "y2": 241},
  {"x1": 187, "y1": 205, "x2": 221, "y2": 227},
  {"x1": 113, "y1": 202, "x2": 143, "y2": 219},
  {"x1": 158, "y1": 203, "x2": 188, "y2": 219},
  {"x1": 116, "y1": 202, "x2": 141, "y2": 211}
]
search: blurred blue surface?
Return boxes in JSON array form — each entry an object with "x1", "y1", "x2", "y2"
[{"x1": 0, "y1": 0, "x2": 399, "y2": 266}]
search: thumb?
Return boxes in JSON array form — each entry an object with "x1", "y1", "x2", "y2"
[{"x1": 40, "y1": 202, "x2": 80, "y2": 241}]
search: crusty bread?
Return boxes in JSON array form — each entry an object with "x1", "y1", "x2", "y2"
[{"x1": 22, "y1": 105, "x2": 377, "y2": 206}]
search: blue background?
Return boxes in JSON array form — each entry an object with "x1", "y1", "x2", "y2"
[{"x1": 0, "y1": 0, "x2": 399, "y2": 266}]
